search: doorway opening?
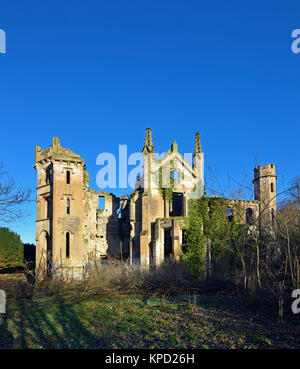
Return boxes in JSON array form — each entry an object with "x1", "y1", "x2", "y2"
[{"x1": 164, "y1": 228, "x2": 172, "y2": 259}]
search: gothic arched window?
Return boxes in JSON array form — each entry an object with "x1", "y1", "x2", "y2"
[{"x1": 246, "y1": 208, "x2": 254, "y2": 225}]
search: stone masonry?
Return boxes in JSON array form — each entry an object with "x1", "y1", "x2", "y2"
[{"x1": 35, "y1": 129, "x2": 277, "y2": 276}]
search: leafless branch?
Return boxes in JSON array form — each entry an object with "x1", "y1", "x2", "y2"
[{"x1": 0, "y1": 161, "x2": 33, "y2": 223}]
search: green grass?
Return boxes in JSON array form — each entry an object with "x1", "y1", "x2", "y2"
[{"x1": 0, "y1": 294, "x2": 299, "y2": 349}]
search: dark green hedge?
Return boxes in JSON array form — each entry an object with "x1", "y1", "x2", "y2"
[{"x1": 0, "y1": 227, "x2": 24, "y2": 268}]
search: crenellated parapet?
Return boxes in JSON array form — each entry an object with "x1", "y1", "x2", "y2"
[
  {"x1": 254, "y1": 163, "x2": 277, "y2": 181},
  {"x1": 35, "y1": 137, "x2": 85, "y2": 166}
]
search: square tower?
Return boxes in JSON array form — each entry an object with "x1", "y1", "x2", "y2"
[{"x1": 35, "y1": 137, "x2": 85, "y2": 277}]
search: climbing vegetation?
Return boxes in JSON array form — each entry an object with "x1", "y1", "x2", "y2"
[
  {"x1": 155, "y1": 160, "x2": 175, "y2": 204},
  {"x1": 182, "y1": 196, "x2": 247, "y2": 278}
]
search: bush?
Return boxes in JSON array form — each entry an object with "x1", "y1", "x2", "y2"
[{"x1": 0, "y1": 228, "x2": 24, "y2": 270}]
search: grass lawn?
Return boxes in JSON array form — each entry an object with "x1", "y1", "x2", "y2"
[{"x1": 0, "y1": 294, "x2": 299, "y2": 349}]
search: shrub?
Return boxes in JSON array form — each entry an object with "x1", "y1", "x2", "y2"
[{"x1": 0, "y1": 228, "x2": 24, "y2": 270}]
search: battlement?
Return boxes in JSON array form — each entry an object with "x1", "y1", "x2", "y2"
[
  {"x1": 35, "y1": 137, "x2": 85, "y2": 165},
  {"x1": 254, "y1": 163, "x2": 276, "y2": 180}
]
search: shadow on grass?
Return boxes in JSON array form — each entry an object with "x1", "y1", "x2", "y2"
[
  {"x1": 1, "y1": 293, "x2": 296, "y2": 349},
  {"x1": 0, "y1": 314, "x2": 14, "y2": 348},
  {"x1": 0, "y1": 295, "x2": 104, "y2": 349}
]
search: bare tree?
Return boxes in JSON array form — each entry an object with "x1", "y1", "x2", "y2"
[{"x1": 0, "y1": 162, "x2": 32, "y2": 223}]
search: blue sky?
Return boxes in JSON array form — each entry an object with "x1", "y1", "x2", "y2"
[{"x1": 0, "y1": 0, "x2": 300, "y2": 243}]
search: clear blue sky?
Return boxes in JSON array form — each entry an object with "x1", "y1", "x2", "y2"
[{"x1": 0, "y1": 0, "x2": 300, "y2": 243}]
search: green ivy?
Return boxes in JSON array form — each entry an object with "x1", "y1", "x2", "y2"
[
  {"x1": 181, "y1": 215, "x2": 206, "y2": 277},
  {"x1": 182, "y1": 196, "x2": 247, "y2": 277},
  {"x1": 156, "y1": 160, "x2": 175, "y2": 203}
]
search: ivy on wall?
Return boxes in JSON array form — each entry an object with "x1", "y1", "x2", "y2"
[
  {"x1": 155, "y1": 160, "x2": 175, "y2": 204},
  {"x1": 181, "y1": 214, "x2": 206, "y2": 276},
  {"x1": 182, "y1": 196, "x2": 248, "y2": 277}
]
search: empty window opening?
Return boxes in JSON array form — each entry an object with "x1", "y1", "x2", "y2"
[
  {"x1": 66, "y1": 170, "x2": 70, "y2": 184},
  {"x1": 66, "y1": 232, "x2": 70, "y2": 258},
  {"x1": 171, "y1": 170, "x2": 180, "y2": 180},
  {"x1": 98, "y1": 196, "x2": 105, "y2": 210},
  {"x1": 271, "y1": 182, "x2": 274, "y2": 193},
  {"x1": 45, "y1": 166, "x2": 52, "y2": 184},
  {"x1": 246, "y1": 208, "x2": 254, "y2": 225},
  {"x1": 170, "y1": 192, "x2": 184, "y2": 217},
  {"x1": 226, "y1": 206, "x2": 233, "y2": 222},
  {"x1": 66, "y1": 198, "x2": 70, "y2": 215}
]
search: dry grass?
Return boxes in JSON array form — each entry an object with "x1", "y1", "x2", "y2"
[
  {"x1": 0, "y1": 273, "x2": 33, "y2": 299},
  {"x1": 31, "y1": 258, "x2": 195, "y2": 300}
]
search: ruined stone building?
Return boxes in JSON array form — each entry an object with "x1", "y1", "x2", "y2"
[
  {"x1": 35, "y1": 129, "x2": 277, "y2": 276},
  {"x1": 35, "y1": 138, "x2": 120, "y2": 276}
]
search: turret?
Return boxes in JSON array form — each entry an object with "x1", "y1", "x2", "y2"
[{"x1": 253, "y1": 163, "x2": 277, "y2": 230}]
